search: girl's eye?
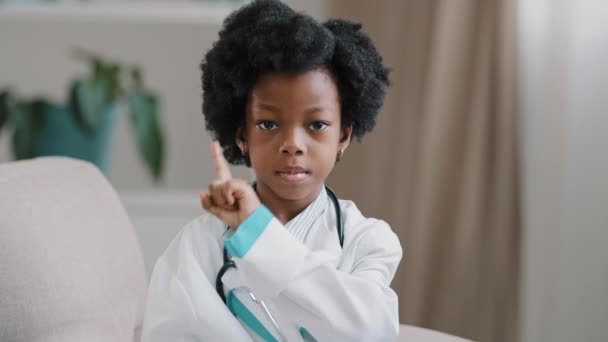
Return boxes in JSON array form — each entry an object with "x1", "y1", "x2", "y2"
[
  {"x1": 309, "y1": 121, "x2": 329, "y2": 131},
  {"x1": 256, "y1": 121, "x2": 278, "y2": 130}
]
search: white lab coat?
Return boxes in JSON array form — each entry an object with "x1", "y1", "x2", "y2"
[{"x1": 142, "y1": 196, "x2": 402, "y2": 342}]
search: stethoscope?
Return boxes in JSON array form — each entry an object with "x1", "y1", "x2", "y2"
[{"x1": 215, "y1": 185, "x2": 344, "y2": 305}]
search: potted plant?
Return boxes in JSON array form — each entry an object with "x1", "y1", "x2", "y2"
[{"x1": 0, "y1": 48, "x2": 165, "y2": 181}]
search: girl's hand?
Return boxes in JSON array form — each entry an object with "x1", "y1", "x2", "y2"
[{"x1": 200, "y1": 141, "x2": 261, "y2": 229}]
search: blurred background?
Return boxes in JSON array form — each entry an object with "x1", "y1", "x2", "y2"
[{"x1": 1, "y1": 0, "x2": 607, "y2": 341}]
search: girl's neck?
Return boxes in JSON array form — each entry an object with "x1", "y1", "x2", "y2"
[{"x1": 255, "y1": 183, "x2": 323, "y2": 225}]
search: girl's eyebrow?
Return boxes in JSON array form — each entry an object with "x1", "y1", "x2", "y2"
[
  {"x1": 256, "y1": 103, "x2": 280, "y2": 113},
  {"x1": 304, "y1": 107, "x2": 325, "y2": 115},
  {"x1": 256, "y1": 103, "x2": 327, "y2": 115}
]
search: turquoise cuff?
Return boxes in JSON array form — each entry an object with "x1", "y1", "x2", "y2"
[{"x1": 225, "y1": 205, "x2": 273, "y2": 258}]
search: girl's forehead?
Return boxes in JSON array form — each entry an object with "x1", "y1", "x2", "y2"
[
  {"x1": 243, "y1": 70, "x2": 343, "y2": 126},
  {"x1": 249, "y1": 69, "x2": 340, "y2": 108}
]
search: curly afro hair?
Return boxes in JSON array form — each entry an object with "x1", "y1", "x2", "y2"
[{"x1": 201, "y1": 0, "x2": 390, "y2": 166}]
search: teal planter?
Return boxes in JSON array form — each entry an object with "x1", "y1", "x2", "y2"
[{"x1": 35, "y1": 104, "x2": 119, "y2": 173}]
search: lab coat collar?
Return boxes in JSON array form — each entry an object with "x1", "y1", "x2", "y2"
[{"x1": 284, "y1": 186, "x2": 328, "y2": 243}]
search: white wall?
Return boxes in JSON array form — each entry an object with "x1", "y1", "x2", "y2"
[
  {"x1": 519, "y1": 1, "x2": 608, "y2": 341},
  {"x1": 0, "y1": 2, "x2": 253, "y2": 190}
]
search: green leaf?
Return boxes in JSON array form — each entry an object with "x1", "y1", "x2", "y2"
[
  {"x1": 92, "y1": 58, "x2": 104, "y2": 79},
  {"x1": 0, "y1": 90, "x2": 10, "y2": 133},
  {"x1": 69, "y1": 55, "x2": 120, "y2": 134},
  {"x1": 96, "y1": 60, "x2": 121, "y2": 100},
  {"x1": 127, "y1": 88, "x2": 165, "y2": 181},
  {"x1": 131, "y1": 67, "x2": 143, "y2": 89},
  {"x1": 104, "y1": 63, "x2": 121, "y2": 99},
  {"x1": 69, "y1": 78, "x2": 109, "y2": 133},
  {"x1": 8, "y1": 98, "x2": 43, "y2": 160}
]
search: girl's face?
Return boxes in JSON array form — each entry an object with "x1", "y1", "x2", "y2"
[{"x1": 238, "y1": 69, "x2": 352, "y2": 205}]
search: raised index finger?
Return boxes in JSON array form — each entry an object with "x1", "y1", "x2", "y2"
[{"x1": 211, "y1": 141, "x2": 232, "y2": 180}]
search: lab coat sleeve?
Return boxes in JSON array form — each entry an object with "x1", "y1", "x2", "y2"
[
  {"x1": 142, "y1": 218, "x2": 253, "y2": 342},
  {"x1": 226, "y1": 205, "x2": 403, "y2": 341},
  {"x1": 141, "y1": 257, "x2": 205, "y2": 341}
]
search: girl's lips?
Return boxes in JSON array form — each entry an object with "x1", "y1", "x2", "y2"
[
  {"x1": 276, "y1": 166, "x2": 308, "y2": 173},
  {"x1": 276, "y1": 170, "x2": 310, "y2": 183}
]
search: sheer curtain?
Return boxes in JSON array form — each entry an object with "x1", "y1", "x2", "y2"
[
  {"x1": 327, "y1": 1, "x2": 520, "y2": 341},
  {"x1": 519, "y1": 0, "x2": 608, "y2": 341}
]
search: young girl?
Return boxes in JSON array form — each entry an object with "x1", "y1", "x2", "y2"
[{"x1": 142, "y1": 1, "x2": 402, "y2": 341}]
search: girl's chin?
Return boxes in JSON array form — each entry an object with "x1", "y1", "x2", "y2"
[{"x1": 260, "y1": 181, "x2": 322, "y2": 202}]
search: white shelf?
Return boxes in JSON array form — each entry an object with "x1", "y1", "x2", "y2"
[
  {"x1": 119, "y1": 189, "x2": 202, "y2": 218},
  {"x1": 0, "y1": 2, "x2": 241, "y2": 24}
]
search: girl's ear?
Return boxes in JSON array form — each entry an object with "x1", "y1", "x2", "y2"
[
  {"x1": 235, "y1": 126, "x2": 248, "y2": 155},
  {"x1": 339, "y1": 124, "x2": 353, "y2": 151}
]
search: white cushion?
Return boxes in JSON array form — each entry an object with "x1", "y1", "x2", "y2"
[
  {"x1": 398, "y1": 324, "x2": 473, "y2": 341},
  {"x1": 0, "y1": 157, "x2": 147, "y2": 342}
]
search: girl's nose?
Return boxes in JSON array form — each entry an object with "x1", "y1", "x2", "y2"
[{"x1": 280, "y1": 128, "x2": 306, "y2": 156}]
